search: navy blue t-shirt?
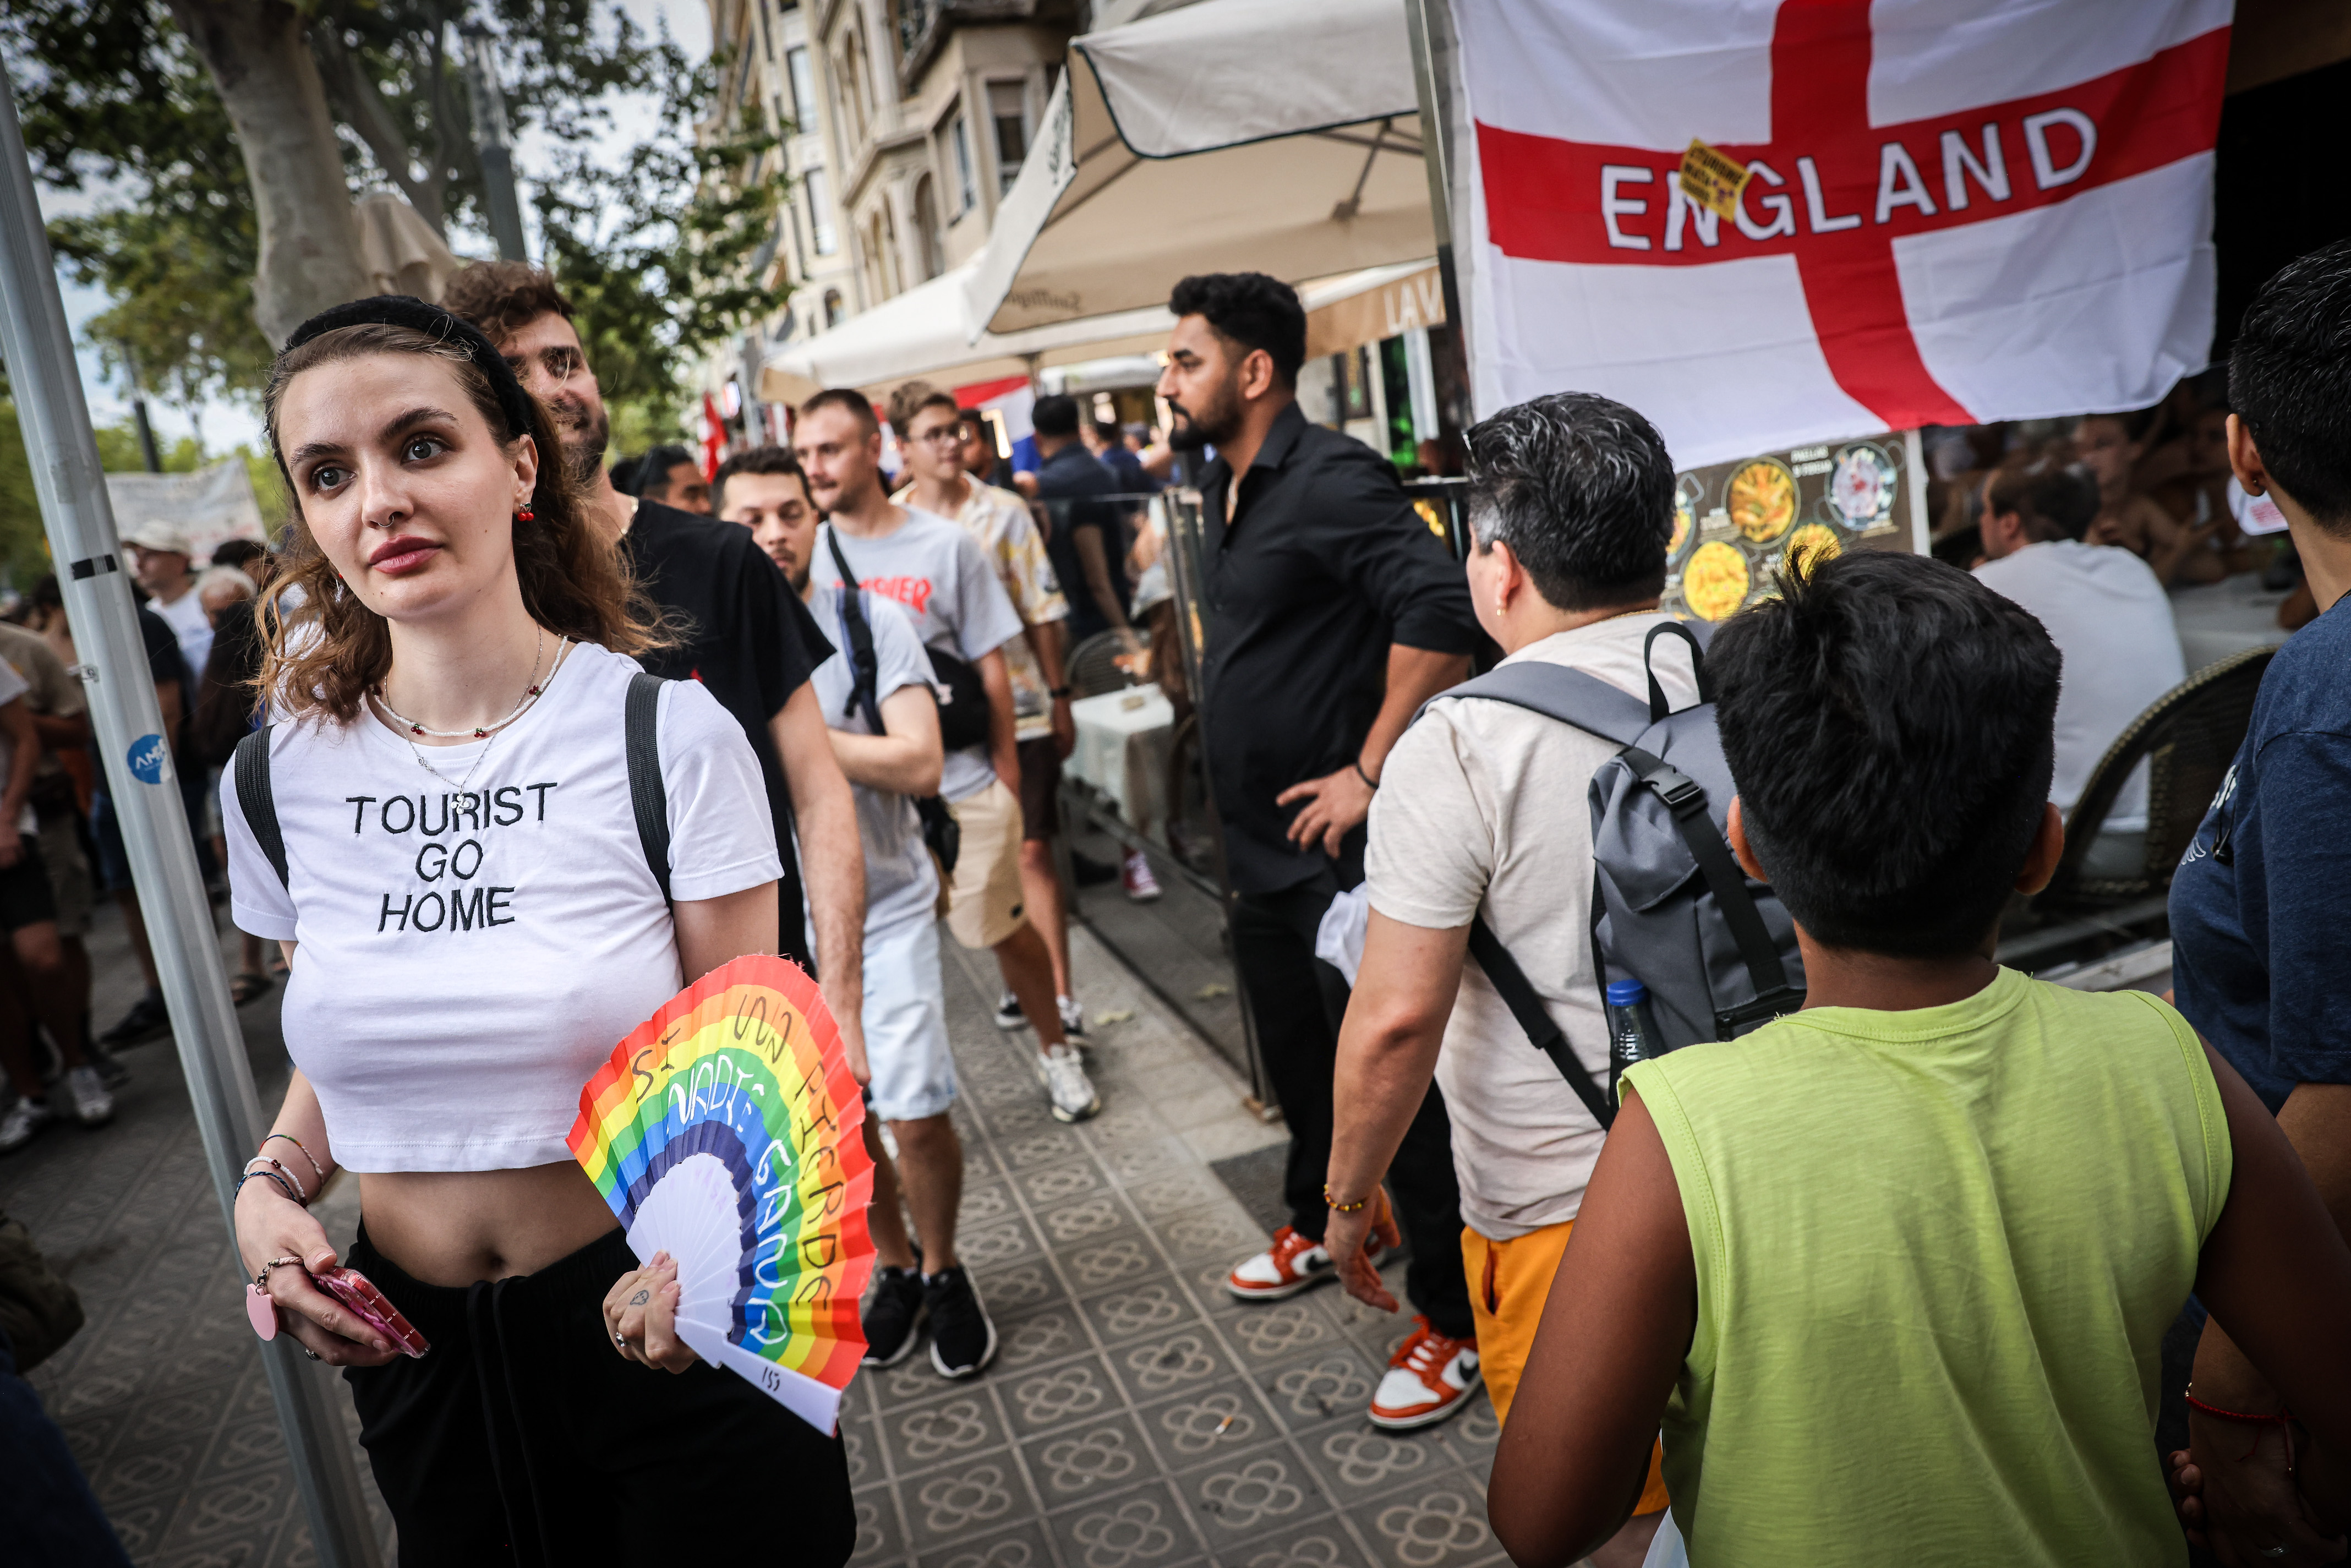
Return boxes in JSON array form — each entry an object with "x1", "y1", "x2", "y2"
[{"x1": 2170, "y1": 599, "x2": 2351, "y2": 1111}]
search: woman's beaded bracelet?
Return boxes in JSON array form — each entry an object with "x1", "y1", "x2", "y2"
[
  {"x1": 237, "y1": 1162, "x2": 307, "y2": 1208},
  {"x1": 263, "y1": 1132, "x2": 326, "y2": 1189},
  {"x1": 1323, "y1": 1185, "x2": 1371, "y2": 1214},
  {"x1": 246, "y1": 1153, "x2": 311, "y2": 1203}
]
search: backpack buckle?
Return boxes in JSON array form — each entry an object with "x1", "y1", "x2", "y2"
[{"x1": 1645, "y1": 769, "x2": 1705, "y2": 813}]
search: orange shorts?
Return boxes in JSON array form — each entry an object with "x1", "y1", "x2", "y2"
[{"x1": 1463, "y1": 1219, "x2": 1670, "y2": 1516}]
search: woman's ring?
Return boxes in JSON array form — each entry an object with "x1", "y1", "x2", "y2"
[
  {"x1": 300, "y1": 1345, "x2": 322, "y2": 1362},
  {"x1": 614, "y1": 1330, "x2": 628, "y2": 1348},
  {"x1": 2262, "y1": 1549, "x2": 2289, "y2": 1559}
]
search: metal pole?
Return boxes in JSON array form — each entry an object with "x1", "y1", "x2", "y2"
[
  {"x1": 461, "y1": 25, "x2": 529, "y2": 264},
  {"x1": 1401, "y1": 0, "x2": 1467, "y2": 354},
  {"x1": 122, "y1": 346, "x2": 162, "y2": 473},
  {"x1": 0, "y1": 64, "x2": 386, "y2": 1568}
]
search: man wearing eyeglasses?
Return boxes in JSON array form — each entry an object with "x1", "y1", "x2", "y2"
[{"x1": 891, "y1": 388, "x2": 1093, "y2": 1041}]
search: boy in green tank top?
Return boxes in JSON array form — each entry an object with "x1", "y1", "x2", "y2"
[{"x1": 1487, "y1": 551, "x2": 2351, "y2": 1567}]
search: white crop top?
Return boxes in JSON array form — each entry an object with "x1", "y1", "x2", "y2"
[{"x1": 223, "y1": 641, "x2": 783, "y2": 1173}]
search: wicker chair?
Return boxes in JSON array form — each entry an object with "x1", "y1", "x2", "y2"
[
  {"x1": 2036, "y1": 644, "x2": 2275, "y2": 910},
  {"x1": 1068, "y1": 629, "x2": 1147, "y2": 699}
]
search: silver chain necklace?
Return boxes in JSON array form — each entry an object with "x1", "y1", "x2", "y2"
[
  {"x1": 372, "y1": 628, "x2": 550, "y2": 739},
  {"x1": 374, "y1": 636, "x2": 570, "y2": 795}
]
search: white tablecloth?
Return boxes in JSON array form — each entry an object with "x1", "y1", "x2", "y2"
[
  {"x1": 2169, "y1": 575, "x2": 2293, "y2": 674},
  {"x1": 1069, "y1": 685, "x2": 1175, "y2": 829}
]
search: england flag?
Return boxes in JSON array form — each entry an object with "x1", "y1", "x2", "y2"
[{"x1": 1452, "y1": 0, "x2": 2231, "y2": 465}]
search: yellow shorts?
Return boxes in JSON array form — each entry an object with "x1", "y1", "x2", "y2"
[
  {"x1": 1463, "y1": 1219, "x2": 1670, "y2": 1516},
  {"x1": 944, "y1": 778, "x2": 1027, "y2": 950}
]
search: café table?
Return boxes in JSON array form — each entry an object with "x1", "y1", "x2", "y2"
[
  {"x1": 1068, "y1": 684, "x2": 1176, "y2": 833},
  {"x1": 2170, "y1": 572, "x2": 2293, "y2": 674}
]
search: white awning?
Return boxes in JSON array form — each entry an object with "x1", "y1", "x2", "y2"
[
  {"x1": 961, "y1": 0, "x2": 1430, "y2": 338},
  {"x1": 760, "y1": 256, "x2": 1440, "y2": 406}
]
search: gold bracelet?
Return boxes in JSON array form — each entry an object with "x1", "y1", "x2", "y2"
[{"x1": 1323, "y1": 1185, "x2": 1370, "y2": 1214}]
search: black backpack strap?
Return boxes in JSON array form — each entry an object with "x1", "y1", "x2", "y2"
[
  {"x1": 1617, "y1": 745, "x2": 1797, "y2": 1018},
  {"x1": 625, "y1": 671, "x2": 672, "y2": 905},
  {"x1": 1426, "y1": 660, "x2": 1654, "y2": 747},
  {"x1": 1467, "y1": 915, "x2": 1615, "y2": 1130},
  {"x1": 1642, "y1": 621, "x2": 1715, "y2": 723},
  {"x1": 825, "y1": 580, "x2": 889, "y2": 734},
  {"x1": 232, "y1": 726, "x2": 288, "y2": 889}
]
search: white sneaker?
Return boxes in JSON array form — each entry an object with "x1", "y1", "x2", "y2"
[
  {"x1": 1034, "y1": 1044, "x2": 1101, "y2": 1123},
  {"x1": 1057, "y1": 995, "x2": 1089, "y2": 1041},
  {"x1": 64, "y1": 1064, "x2": 113, "y2": 1127},
  {"x1": 0, "y1": 1096, "x2": 54, "y2": 1154},
  {"x1": 993, "y1": 991, "x2": 1025, "y2": 1031}
]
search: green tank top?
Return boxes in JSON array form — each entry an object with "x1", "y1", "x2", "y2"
[{"x1": 1623, "y1": 966, "x2": 2230, "y2": 1567}]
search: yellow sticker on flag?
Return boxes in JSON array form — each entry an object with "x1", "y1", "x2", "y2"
[{"x1": 1678, "y1": 139, "x2": 1752, "y2": 222}]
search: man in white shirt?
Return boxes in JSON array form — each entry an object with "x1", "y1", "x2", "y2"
[
  {"x1": 1319, "y1": 394, "x2": 1686, "y2": 1560},
  {"x1": 714, "y1": 446, "x2": 998, "y2": 1381},
  {"x1": 889, "y1": 387, "x2": 1097, "y2": 1038},
  {"x1": 794, "y1": 389, "x2": 1102, "y2": 1126},
  {"x1": 1973, "y1": 467, "x2": 2187, "y2": 880},
  {"x1": 123, "y1": 523, "x2": 212, "y2": 682}
]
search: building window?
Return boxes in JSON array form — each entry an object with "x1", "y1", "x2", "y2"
[
  {"x1": 824, "y1": 289, "x2": 845, "y2": 329},
  {"x1": 989, "y1": 80, "x2": 1029, "y2": 194},
  {"x1": 806, "y1": 168, "x2": 838, "y2": 254},
  {"x1": 949, "y1": 114, "x2": 977, "y2": 215},
  {"x1": 914, "y1": 174, "x2": 944, "y2": 282},
  {"x1": 786, "y1": 45, "x2": 814, "y2": 131}
]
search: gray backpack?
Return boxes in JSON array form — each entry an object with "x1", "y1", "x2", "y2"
[{"x1": 1442, "y1": 622, "x2": 1805, "y2": 1129}]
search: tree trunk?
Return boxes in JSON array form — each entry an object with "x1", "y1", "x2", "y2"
[{"x1": 165, "y1": 0, "x2": 371, "y2": 346}]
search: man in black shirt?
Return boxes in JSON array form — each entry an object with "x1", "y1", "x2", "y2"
[
  {"x1": 441, "y1": 264, "x2": 869, "y2": 1071},
  {"x1": 1158, "y1": 272, "x2": 1481, "y2": 1428},
  {"x1": 1030, "y1": 395, "x2": 1133, "y2": 643}
]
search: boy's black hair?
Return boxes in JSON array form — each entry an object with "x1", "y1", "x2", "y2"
[
  {"x1": 1710, "y1": 551, "x2": 2060, "y2": 958},
  {"x1": 1986, "y1": 466, "x2": 2099, "y2": 544},
  {"x1": 1032, "y1": 394, "x2": 1081, "y2": 438},
  {"x1": 1167, "y1": 272, "x2": 1307, "y2": 386},
  {"x1": 2231, "y1": 237, "x2": 2351, "y2": 532},
  {"x1": 1462, "y1": 392, "x2": 1672, "y2": 610},
  {"x1": 711, "y1": 445, "x2": 810, "y2": 513}
]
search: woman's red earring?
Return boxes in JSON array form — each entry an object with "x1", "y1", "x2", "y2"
[{"x1": 516, "y1": 506, "x2": 535, "y2": 522}]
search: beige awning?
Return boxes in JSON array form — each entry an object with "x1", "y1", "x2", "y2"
[{"x1": 963, "y1": 0, "x2": 1431, "y2": 338}]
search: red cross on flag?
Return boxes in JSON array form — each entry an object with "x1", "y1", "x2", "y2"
[{"x1": 1453, "y1": 0, "x2": 2231, "y2": 467}]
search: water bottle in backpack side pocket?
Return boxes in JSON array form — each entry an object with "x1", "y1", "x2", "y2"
[{"x1": 1605, "y1": 979, "x2": 1663, "y2": 1102}]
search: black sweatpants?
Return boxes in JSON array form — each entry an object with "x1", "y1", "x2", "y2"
[
  {"x1": 344, "y1": 1227, "x2": 855, "y2": 1567},
  {"x1": 1229, "y1": 864, "x2": 1476, "y2": 1341}
]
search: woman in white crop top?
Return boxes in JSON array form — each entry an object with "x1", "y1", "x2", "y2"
[{"x1": 225, "y1": 297, "x2": 853, "y2": 1563}]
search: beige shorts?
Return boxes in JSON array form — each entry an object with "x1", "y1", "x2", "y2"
[
  {"x1": 36, "y1": 815, "x2": 92, "y2": 937},
  {"x1": 944, "y1": 778, "x2": 1027, "y2": 950}
]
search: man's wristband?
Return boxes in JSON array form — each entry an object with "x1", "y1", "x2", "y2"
[
  {"x1": 1353, "y1": 760, "x2": 1380, "y2": 791},
  {"x1": 1049, "y1": 686, "x2": 1073, "y2": 700}
]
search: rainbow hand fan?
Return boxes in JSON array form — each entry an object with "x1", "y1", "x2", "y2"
[{"x1": 568, "y1": 955, "x2": 874, "y2": 1433}]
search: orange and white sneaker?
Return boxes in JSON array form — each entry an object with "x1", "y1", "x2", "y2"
[
  {"x1": 1223, "y1": 1204, "x2": 1396, "y2": 1303},
  {"x1": 1368, "y1": 1317, "x2": 1481, "y2": 1430}
]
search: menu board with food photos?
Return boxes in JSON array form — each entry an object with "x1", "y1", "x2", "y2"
[{"x1": 1664, "y1": 432, "x2": 1927, "y2": 624}]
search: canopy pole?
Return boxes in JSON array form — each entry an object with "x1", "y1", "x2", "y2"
[
  {"x1": 0, "y1": 62, "x2": 385, "y2": 1568},
  {"x1": 1402, "y1": 0, "x2": 1467, "y2": 365}
]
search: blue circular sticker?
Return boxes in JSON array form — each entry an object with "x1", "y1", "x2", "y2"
[{"x1": 125, "y1": 733, "x2": 168, "y2": 785}]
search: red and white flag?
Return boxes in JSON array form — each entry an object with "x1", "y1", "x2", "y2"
[{"x1": 1453, "y1": 0, "x2": 2229, "y2": 466}]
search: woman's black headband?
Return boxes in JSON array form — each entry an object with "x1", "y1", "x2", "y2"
[{"x1": 281, "y1": 294, "x2": 538, "y2": 444}]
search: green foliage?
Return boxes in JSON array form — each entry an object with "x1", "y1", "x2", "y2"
[
  {"x1": 535, "y1": 46, "x2": 789, "y2": 444},
  {"x1": 8, "y1": 0, "x2": 271, "y2": 414},
  {"x1": 6, "y1": 0, "x2": 775, "y2": 444}
]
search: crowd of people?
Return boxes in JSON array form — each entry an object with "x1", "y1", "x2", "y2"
[{"x1": 3, "y1": 218, "x2": 2347, "y2": 1566}]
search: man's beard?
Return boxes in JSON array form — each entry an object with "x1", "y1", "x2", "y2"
[
  {"x1": 554, "y1": 397, "x2": 610, "y2": 485},
  {"x1": 1166, "y1": 384, "x2": 1238, "y2": 451}
]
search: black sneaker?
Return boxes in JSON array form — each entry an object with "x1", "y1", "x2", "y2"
[
  {"x1": 861, "y1": 1266, "x2": 926, "y2": 1367},
  {"x1": 924, "y1": 1266, "x2": 998, "y2": 1379},
  {"x1": 98, "y1": 991, "x2": 170, "y2": 1048}
]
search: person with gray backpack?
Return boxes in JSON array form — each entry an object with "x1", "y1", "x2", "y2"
[{"x1": 1320, "y1": 393, "x2": 1801, "y2": 1565}]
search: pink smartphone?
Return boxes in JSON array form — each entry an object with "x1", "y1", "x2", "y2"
[{"x1": 316, "y1": 1266, "x2": 430, "y2": 1358}]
